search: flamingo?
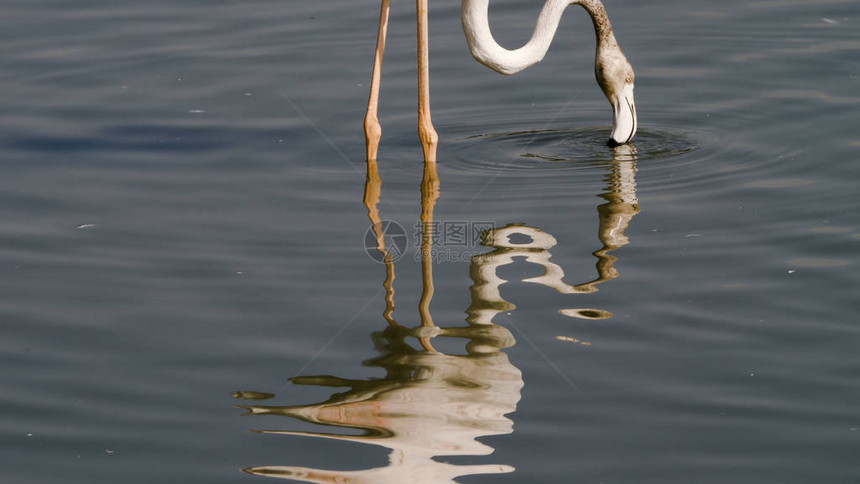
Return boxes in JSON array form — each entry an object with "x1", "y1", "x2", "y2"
[{"x1": 363, "y1": 0, "x2": 637, "y2": 163}]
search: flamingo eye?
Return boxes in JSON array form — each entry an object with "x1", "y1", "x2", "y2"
[{"x1": 625, "y1": 75, "x2": 633, "y2": 83}]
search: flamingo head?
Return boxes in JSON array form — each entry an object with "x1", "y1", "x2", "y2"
[{"x1": 595, "y1": 49, "x2": 636, "y2": 146}]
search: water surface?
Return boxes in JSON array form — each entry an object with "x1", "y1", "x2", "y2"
[{"x1": 2, "y1": 0, "x2": 859, "y2": 483}]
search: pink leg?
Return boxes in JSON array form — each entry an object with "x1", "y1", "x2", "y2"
[
  {"x1": 364, "y1": 0, "x2": 390, "y2": 161},
  {"x1": 416, "y1": 0, "x2": 438, "y2": 163}
]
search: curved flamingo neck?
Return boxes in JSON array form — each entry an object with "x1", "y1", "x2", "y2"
[
  {"x1": 579, "y1": 0, "x2": 617, "y2": 46},
  {"x1": 461, "y1": 0, "x2": 618, "y2": 75}
]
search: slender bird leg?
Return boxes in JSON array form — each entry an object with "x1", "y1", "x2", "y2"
[
  {"x1": 364, "y1": 0, "x2": 390, "y2": 161},
  {"x1": 416, "y1": 0, "x2": 438, "y2": 163}
]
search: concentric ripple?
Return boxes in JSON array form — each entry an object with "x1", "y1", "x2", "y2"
[
  {"x1": 442, "y1": 119, "x2": 795, "y2": 204},
  {"x1": 447, "y1": 126, "x2": 700, "y2": 175}
]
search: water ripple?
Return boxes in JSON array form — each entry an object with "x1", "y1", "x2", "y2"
[{"x1": 447, "y1": 125, "x2": 697, "y2": 175}]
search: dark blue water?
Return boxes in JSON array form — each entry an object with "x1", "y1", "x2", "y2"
[{"x1": 2, "y1": 0, "x2": 859, "y2": 482}]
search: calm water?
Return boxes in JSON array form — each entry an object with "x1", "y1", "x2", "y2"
[{"x1": 2, "y1": 0, "x2": 859, "y2": 482}]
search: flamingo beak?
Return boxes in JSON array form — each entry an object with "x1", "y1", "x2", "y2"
[{"x1": 608, "y1": 83, "x2": 636, "y2": 147}]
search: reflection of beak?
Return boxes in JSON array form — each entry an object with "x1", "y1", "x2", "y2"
[{"x1": 608, "y1": 83, "x2": 636, "y2": 147}]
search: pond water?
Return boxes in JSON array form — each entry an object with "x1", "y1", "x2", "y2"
[{"x1": 2, "y1": 0, "x2": 859, "y2": 482}]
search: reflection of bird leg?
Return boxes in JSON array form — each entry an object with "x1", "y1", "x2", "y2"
[
  {"x1": 574, "y1": 146, "x2": 640, "y2": 293},
  {"x1": 418, "y1": 162, "x2": 440, "y2": 351},
  {"x1": 363, "y1": 158, "x2": 441, "y2": 348},
  {"x1": 364, "y1": 159, "x2": 398, "y2": 327}
]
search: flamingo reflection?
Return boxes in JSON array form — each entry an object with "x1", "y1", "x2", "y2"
[{"x1": 235, "y1": 145, "x2": 640, "y2": 483}]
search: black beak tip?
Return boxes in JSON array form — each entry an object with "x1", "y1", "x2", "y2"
[{"x1": 606, "y1": 138, "x2": 622, "y2": 147}]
